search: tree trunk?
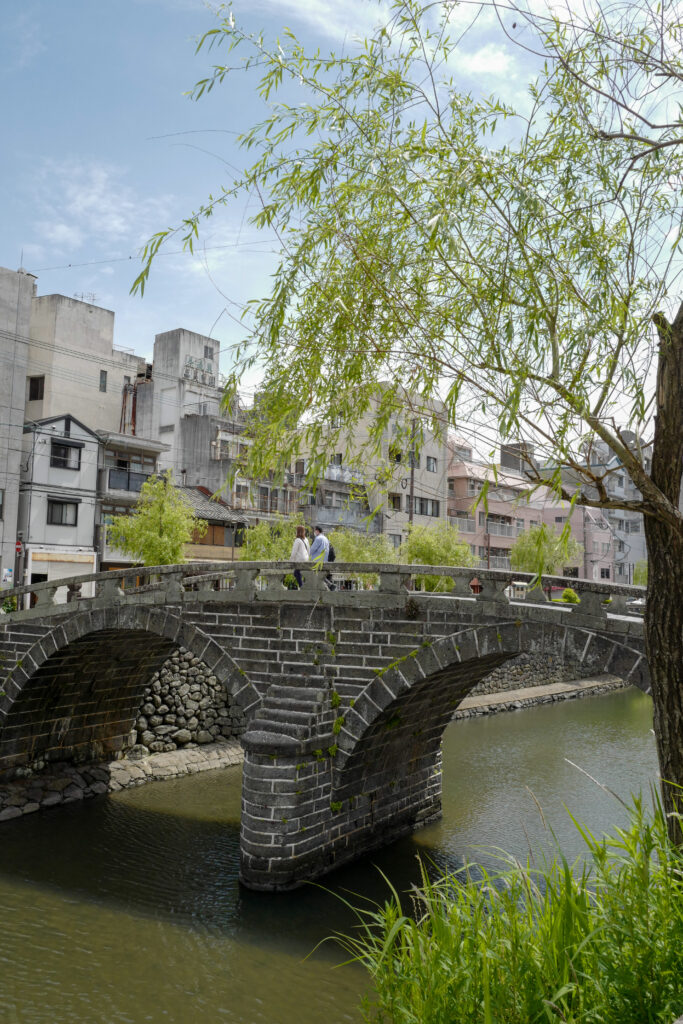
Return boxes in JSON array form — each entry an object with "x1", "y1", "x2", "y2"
[{"x1": 644, "y1": 304, "x2": 683, "y2": 842}]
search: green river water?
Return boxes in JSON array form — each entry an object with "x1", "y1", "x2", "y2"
[{"x1": 0, "y1": 687, "x2": 657, "y2": 1024}]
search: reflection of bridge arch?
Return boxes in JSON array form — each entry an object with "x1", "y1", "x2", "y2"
[{"x1": 0, "y1": 607, "x2": 258, "y2": 777}]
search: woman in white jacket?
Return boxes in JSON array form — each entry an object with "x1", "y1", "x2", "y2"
[{"x1": 290, "y1": 524, "x2": 310, "y2": 589}]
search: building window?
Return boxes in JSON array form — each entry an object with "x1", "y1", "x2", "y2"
[
  {"x1": 204, "y1": 345, "x2": 214, "y2": 360},
  {"x1": 47, "y1": 500, "x2": 78, "y2": 526},
  {"x1": 99, "y1": 370, "x2": 108, "y2": 392},
  {"x1": 530, "y1": 519, "x2": 539, "y2": 528},
  {"x1": 0, "y1": 488, "x2": 3, "y2": 520},
  {"x1": 600, "y1": 567, "x2": 611, "y2": 580},
  {"x1": 554, "y1": 515, "x2": 565, "y2": 524},
  {"x1": 479, "y1": 510, "x2": 486, "y2": 527},
  {"x1": 388, "y1": 493, "x2": 401, "y2": 511},
  {"x1": 616, "y1": 475, "x2": 624, "y2": 487},
  {"x1": 388, "y1": 444, "x2": 402, "y2": 464},
  {"x1": 50, "y1": 441, "x2": 81, "y2": 470},
  {"x1": 408, "y1": 451, "x2": 420, "y2": 469},
  {"x1": 331, "y1": 453, "x2": 343, "y2": 466},
  {"x1": 515, "y1": 518, "x2": 525, "y2": 535},
  {"x1": 389, "y1": 534, "x2": 402, "y2": 549},
  {"x1": 123, "y1": 375, "x2": 131, "y2": 386},
  {"x1": 29, "y1": 376, "x2": 44, "y2": 401},
  {"x1": 426, "y1": 456, "x2": 437, "y2": 472},
  {"x1": 414, "y1": 497, "x2": 440, "y2": 517},
  {"x1": 602, "y1": 541, "x2": 611, "y2": 555},
  {"x1": 448, "y1": 478, "x2": 454, "y2": 493},
  {"x1": 467, "y1": 478, "x2": 483, "y2": 496}
]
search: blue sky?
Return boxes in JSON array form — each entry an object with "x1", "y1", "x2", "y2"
[{"x1": 1, "y1": 0, "x2": 532, "y2": 375}]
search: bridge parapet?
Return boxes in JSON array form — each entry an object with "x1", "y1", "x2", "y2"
[{"x1": 0, "y1": 561, "x2": 645, "y2": 636}]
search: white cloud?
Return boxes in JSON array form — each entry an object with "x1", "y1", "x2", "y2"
[
  {"x1": 28, "y1": 159, "x2": 175, "y2": 259},
  {"x1": 2, "y1": 10, "x2": 46, "y2": 73},
  {"x1": 245, "y1": 0, "x2": 392, "y2": 44},
  {"x1": 455, "y1": 41, "x2": 515, "y2": 75}
]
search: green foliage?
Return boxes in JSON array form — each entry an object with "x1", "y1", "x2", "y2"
[
  {"x1": 338, "y1": 796, "x2": 683, "y2": 1024},
  {"x1": 511, "y1": 523, "x2": 583, "y2": 577},
  {"x1": 400, "y1": 521, "x2": 476, "y2": 592},
  {"x1": 327, "y1": 527, "x2": 394, "y2": 587},
  {"x1": 634, "y1": 561, "x2": 648, "y2": 587},
  {"x1": 134, "y1": 0, "x2": 682, "y2": 537},
  {"x1": 561, "y1": 587, "x2": 581, "y2": 604},
  {"x1": 107, "y1": 471, "x2": 206, "y2": 566},
  {"x1": 1, "y1": 595, "x2": 17, "y2": 614},
  {"x1": 240, "y1": 513, "x2": 305, "y2": 561}
]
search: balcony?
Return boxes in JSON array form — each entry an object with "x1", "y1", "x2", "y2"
[
  {"x1": 449, "y1": 515, "x2": 475, "y2": 533},
  {"x1": 485, "y1": 519, "x2": 514, "y2": 537},
  {"x1": 302, "y1": 504, "x2": 382, "y2": 533},
  {"x1": 107, "y1": 468, "x2": 151, "y2": 493}
]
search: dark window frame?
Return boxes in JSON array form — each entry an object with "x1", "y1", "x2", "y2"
[
  {"x1": 47, "y1": 500, "x2": 79, "y2": 526},
  {"x1": 50, "y1": 441, "x2": 82, "y2": 470},
  {"x1": 99, "y1": 370, "x2": 107, "y2": 393},
  {"x1": 29, "y1": 376, "x2": 45, "y2": 401}
]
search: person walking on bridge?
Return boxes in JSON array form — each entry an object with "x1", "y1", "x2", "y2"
[
  {"x1": 290, "y1": 524, "x2": 309, "y2": 589},
  {"x1": 309, "y1": 525, "x2": 329, "y2": 567}
]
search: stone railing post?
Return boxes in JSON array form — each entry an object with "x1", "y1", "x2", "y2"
[
  {"x1": 66, "y1": 581, "x2": 82, "y2": 604},
  {"x1": 379, "y1": 568, "x2": 405, "y2": 594},
  {"x1": 476, "y1": 576, "x2": 510, "y2": 608},
  {"x1": 33, "y1": 585, "x2": 59, "y2": 609}
]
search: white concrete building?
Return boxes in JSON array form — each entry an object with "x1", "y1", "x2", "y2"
[
  {"x1": 0, "y1": 267, "x2": 35, "y2": 588},
  {"x1": 17, "y1": 415, "x2": 100, "y2": 592},
  {"x1": 25, "y1": 292, "x2": 147, "y2": 434},
  {"x1": 135, "y1": 329, "x2": 222, "y2": 477}
]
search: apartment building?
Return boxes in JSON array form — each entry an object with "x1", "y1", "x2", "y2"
[
  {"x1": 0, "y1": 267, "x2": 34, "y2": 587},
  {"x1": 17, "y1": 415, "x2": 100, "y2": 588},
  {"x1": 25, "y1": 292, "x2": 147, "y2": 432},
  {"x1": 447, "y1": 440, "x2": 615, "y2": 577},
  {"x1": 447, "y1": 441, "x2": 545, "y2": 568}
]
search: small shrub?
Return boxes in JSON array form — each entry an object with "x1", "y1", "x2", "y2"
[{"x1": 562, "y1": 587, "x2": 580, "y2": 603}]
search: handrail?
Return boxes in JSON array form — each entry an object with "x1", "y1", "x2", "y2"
[{"x1": 0, "y1": 560, "x2": 646, "y2": 602}]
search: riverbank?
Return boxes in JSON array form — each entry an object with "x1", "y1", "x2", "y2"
[
  {"x1": 454, "y1": 673, "x2": 626, "y2": 719},
  {"x1": 0, "y1": 739, "x2": 242, "y2": 821}
]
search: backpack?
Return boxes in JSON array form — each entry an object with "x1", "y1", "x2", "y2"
[{"x1": 327, "y1": 544, "x2": 336, "y2": 563}]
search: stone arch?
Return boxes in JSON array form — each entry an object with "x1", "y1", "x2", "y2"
[
  {"x1": 331, "y1": 621, "x2": 648, "y2": 800},
  {"x1": 0, "y1": 605, "x2": 259, "y2": 778}
]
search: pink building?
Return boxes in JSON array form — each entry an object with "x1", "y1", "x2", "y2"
[{"x1": 447, "y1": 442, "x2": 614, "y2": 578}]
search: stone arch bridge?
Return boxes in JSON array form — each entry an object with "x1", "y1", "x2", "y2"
[{"x1": 0, "y1": 562, "x2": 647, "y2": 890}]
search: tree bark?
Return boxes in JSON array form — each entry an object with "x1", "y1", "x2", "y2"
[{"x1": 644, "y1": 303, "x2": 683, "y2": 842}]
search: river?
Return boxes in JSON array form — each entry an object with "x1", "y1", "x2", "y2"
[{"x1": 0, "y1": 687, "x2": 657, "y2": 1024}]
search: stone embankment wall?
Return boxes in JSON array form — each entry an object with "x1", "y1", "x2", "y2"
[
  {"x1": 470, "y1": 648, "x2": 599, "y2": 696},
  {"x1": 0, "y1": 740, "x2": 242, "y2": 821},
  {"x1": 129, "y1": 647, "x2": 246, "y2": 758}
]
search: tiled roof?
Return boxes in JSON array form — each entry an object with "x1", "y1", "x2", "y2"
[{"x1": 176, "y1": 486, "x2": 248, "y2": 524}]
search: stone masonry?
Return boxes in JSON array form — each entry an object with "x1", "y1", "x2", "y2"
[{"x1": 0, "y1": 562, "x2": 649, "y2": 890}]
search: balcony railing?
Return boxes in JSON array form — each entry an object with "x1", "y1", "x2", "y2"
[
  {"x1": 449, "y1": 515, "x2": 475, "y2": 533},
  {"x1": 485, "y1": 520, "x2": 514, "y2": 537},
  {"x1": 108, "y1": 468, "x2": 150, "y2": 493}
]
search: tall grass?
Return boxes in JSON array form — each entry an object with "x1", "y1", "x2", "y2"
[{"x1": 336, "y1": 794, "x2": 683, "y2": 1023}]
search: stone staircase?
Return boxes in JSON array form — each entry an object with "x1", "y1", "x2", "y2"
[{"x1": 242, "y1": 681, "x2": 332, "y2": 754}]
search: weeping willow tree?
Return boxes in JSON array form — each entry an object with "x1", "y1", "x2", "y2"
[{"x1": 135, "y1": 0, "x2": 683, "y2": 832}]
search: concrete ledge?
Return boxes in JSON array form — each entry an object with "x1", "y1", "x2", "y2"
[{"x1": 454, "y1": 674, "x2": 627, "y2": 719}]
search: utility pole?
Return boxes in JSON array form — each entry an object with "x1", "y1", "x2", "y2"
[{"x1": 408, "y1": 418, "x2": 416, "y2": 525}]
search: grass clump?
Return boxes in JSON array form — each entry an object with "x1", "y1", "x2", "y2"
[{"x1": 336, "y1": 794, "x2": 683, "y2": 1023}]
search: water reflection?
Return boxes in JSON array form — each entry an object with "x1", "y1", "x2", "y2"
[{"x1": 0, "y1": 687, "x2": 657, "y2": 1024}]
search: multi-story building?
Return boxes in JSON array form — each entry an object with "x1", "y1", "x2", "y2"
[
  {"x1": 447, "y1": 440, "x2": 615, "y2": 577},
  {"x1": 447, "y1": 441, "x2": 545, "y2": 569},
  {"x1": 25, "y1": 292, "x2": 147, "y2": 432},
  {"x1": 0, "y1": 266, "x2": 35, "y2": 588},
  {"x1": 17, "y1": 415, "x2": 100, "y2": 590}
]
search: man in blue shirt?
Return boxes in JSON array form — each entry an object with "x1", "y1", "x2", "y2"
[{"x1": 309, "y1": 525, "x2": 329, "y2": 566}]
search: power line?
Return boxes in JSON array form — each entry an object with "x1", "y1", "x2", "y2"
[{"x1": 31, "y1": 239, "x2": 278, "y2": 274}]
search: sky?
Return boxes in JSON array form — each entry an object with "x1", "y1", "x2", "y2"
[{"x1": 1, "y1": 0, "x2": 538, "y2": 378}]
